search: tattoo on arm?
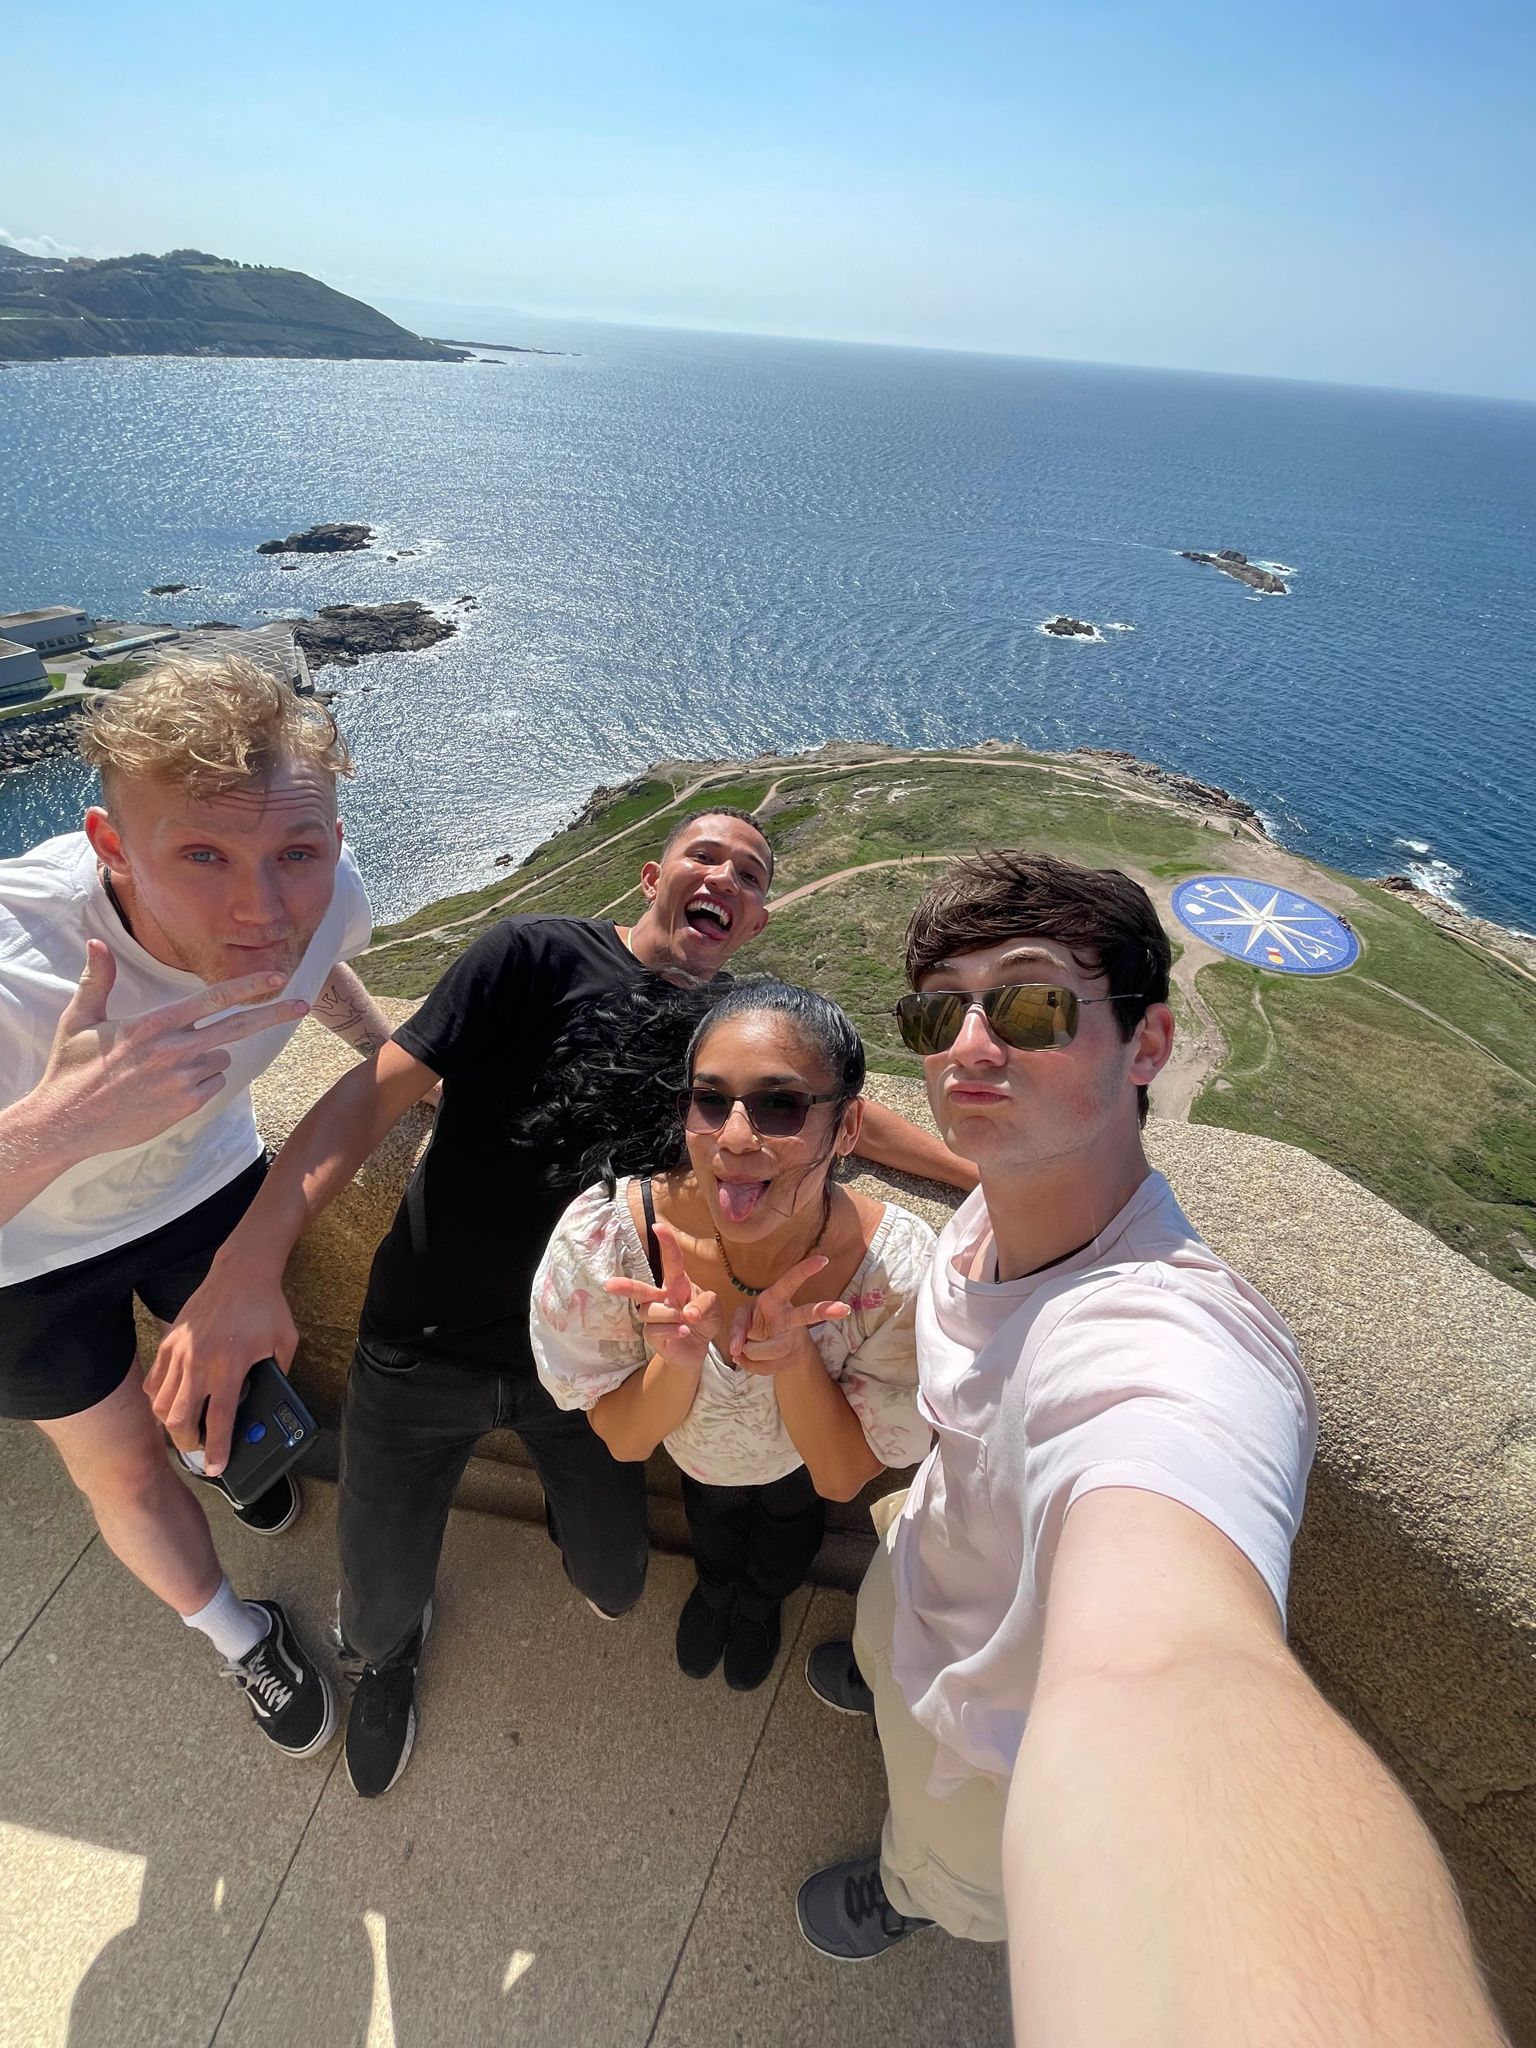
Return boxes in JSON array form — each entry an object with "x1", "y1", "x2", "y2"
[{"x1": 312, "y1": 970, "x2": 392, "y2": 1058}]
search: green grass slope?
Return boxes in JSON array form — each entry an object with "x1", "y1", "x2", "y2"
[
  {"x1": 0, "y1": 249, "x2": 463, "y2": 363},
  {"x1": 358, "y1": 747, "x2": 1536, "y2": 1299}
]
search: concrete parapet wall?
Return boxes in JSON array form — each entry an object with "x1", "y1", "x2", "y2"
[{"x1": 247, "y1": 1013, "x2": 1536, "y2": 2041}]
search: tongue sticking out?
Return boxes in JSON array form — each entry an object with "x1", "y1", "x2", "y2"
[{"x1": 717, "y1": 1179, "x2": 768, "y2": 1225}]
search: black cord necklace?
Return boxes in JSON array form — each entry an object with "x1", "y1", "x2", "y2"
[
  {"x1": 713, "y1": 1192, "x2": 833, "y2": 1298},
  {"x1": 100, "y1": 867, "x2": 135, "y2": 940}
]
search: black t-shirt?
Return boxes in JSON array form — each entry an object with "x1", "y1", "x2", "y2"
[{"x1": 363, "y1": 915, "x2": 650, "y2": 1363}]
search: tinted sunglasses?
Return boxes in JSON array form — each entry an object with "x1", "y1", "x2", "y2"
[
  {"x1": 894, "y1": 983, "x2": 1139, "y2": 1056},
  {"x1": 680, "y1": 1085, "x2": 840, "y2": 1139}
]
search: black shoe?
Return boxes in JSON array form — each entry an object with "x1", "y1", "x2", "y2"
[
  {"x1": 806, "y1": 1639, "x2": 874, "y2": 1716},
  {"x1": 221, "y1": 1600, "x2": 336, "y2": 1758},
  {"x1": 723, "y1": 1603, "x2": 781, "y2": 1692},
  {"x1": 344, "y1": 1604, "x2": 432, "y2": 1799},
  {"x1": 796, "y1": 1852, "x2": 934, "y2": 1962},
  {"x1": 676, "y1": 1583, "x2": 732, "y2": 1679},
  {"x1": 188, "y1": 1461, "x2": 302, "y2": 1539},
  {"x1": 229, "y1": 1474, "x2": 302, "y2": 1538}
]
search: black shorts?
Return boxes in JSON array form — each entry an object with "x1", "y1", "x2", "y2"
[{"x1": 0, "y1": 1157, "x2": 268, "y2": 1423}]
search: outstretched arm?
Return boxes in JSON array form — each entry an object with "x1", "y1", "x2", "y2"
[
  {"x1": 854, "y1": 1097, "x2": 978, "y2": 1193},
  {"x1": 147, "y1": 1038, "x2": 438, "y2": 1472},
  {"x1": 1004, "y1": 1487, "x2": 1507, "y2": 2048}
]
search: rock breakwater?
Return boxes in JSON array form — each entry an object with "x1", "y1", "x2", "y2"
[{"x1": 0, "y1": 703, "x2": 88, "y2": 774}]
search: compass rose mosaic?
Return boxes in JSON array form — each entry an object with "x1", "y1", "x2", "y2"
[{"x1": 1170, "y1": 876, "x2": 1360, "y2": 975}]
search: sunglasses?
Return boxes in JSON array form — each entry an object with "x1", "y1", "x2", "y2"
[
  {"x1": 680, "y1": 1085, "x2": 840, "y2": 1139},
  {"x1": 894, "y1": 983, "x2": 1140, "y2": 1056}
]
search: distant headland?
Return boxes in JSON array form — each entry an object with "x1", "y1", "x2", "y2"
[{"x1": 0, "y1": 243, "x2": 477, "y2": 365}]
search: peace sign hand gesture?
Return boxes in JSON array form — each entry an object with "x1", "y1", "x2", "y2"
[
  {"x1": 603, "y1": 1218, "x2": 721, "y2": 1373},
  {"x1": 728, "y1": 1254, "x2": 850, "y2": 1376}
]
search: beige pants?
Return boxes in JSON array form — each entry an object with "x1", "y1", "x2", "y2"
[{"x1": 854, "y1": 1493, "x2": 1009, "y2": 1943}]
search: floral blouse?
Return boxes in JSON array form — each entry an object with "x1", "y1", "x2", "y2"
[{"x1": 531, "y1": 1177, "x2": 936, "y2": 1487}]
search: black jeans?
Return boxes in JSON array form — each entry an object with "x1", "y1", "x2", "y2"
[
  {"x1": 679, "y1": 1464, "x2": 827, "y2": 1622},
  {"x1": 337, "y1": 1325, "x2": 651, "y2": 1666}
]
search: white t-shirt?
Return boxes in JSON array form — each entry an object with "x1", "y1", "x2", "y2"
[
  {"x1": 890, "y1": 1170, "x2": 1317, "y2": 1796},
  {"x1": 0, "y1": 831, "x2": 372, "y2": 1286},
  {"x1": 532, "y1": 1177, "x2": 936, "y2": 1486}
]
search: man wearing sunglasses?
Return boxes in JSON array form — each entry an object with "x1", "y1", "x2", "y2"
[
  {"x1": 798, "y1": 854, "x2": 1503, "y2": 2048},
  {"x1": 154, "y1": 805, "x2": 973, "y2": 1797},
  {"x1": 798, "y1": 848, "x2": 1323, "y2": 1957}
]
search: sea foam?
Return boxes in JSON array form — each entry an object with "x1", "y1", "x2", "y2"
[{"x1": 1404, "y1": 858, "x2": 1468, "y2": 911}]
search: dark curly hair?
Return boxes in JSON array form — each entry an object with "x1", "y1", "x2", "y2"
[
  {"x1": 516, "y1": 976, "x2": 718, "y2": 1191},
  {"x1": 517, "y1": 975, "x2": 866, "y2": 1194}
]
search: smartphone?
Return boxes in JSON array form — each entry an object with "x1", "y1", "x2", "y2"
[{"x1": 216, "y1": 1357, "x2": 318, "y2": 1507}]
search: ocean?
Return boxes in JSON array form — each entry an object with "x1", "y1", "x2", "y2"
[{"x1": 2, "y1": 320, "x2": 1532, "y2": 929}]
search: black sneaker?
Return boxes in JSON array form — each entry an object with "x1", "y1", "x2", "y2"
[
  {"x1": 676, "y1": 1583, "x2": 732, "y2": 1679},
  {"x1": 220, "y1": 1600, "x2": 336, "y2": 1758},
  {"x1": 229, "y1": 1474, "x2": 302, "y2": 1538},
  {"x1": 723, "y1": 1602, "x2": 781, "y2": 1692},
  {"x1": 186, "y1": 1459, "x2": 302, "y2": 1540},
  {"x1": 796, "y1": 1852, "x2": 934, "y2": 1962},
  {"x1": 806, "y1": 1639, "x2": 874, "y2": 1716},
  {"x1": 344, "y1": 1603, "x2": 433, "y2": 1799}
]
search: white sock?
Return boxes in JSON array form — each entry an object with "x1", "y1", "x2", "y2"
[{"x1": 182, "y1": 1577, "x2": 268, "y2": 1662}]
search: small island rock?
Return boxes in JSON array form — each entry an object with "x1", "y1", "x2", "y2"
[
  {"x1": 1179, "y1": 549, "x2": 1288, "y2": 596},
  {"x1": 147, "y1": 582, "x2": 189, "y2": 595},
  {"x1": 258, "y1": 523, "x2": 375, "y2": 557},
  {"x1": 1042, "y1": 615, "x2": 1099, "y2": 638},
  {"x1": 294, "y1": 601, "x2": 456, "y2": 668}
]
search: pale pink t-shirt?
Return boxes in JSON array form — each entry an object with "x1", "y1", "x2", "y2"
[{"x1": 890, "y1": 1170, "x2": 1317, "y2": 1796}]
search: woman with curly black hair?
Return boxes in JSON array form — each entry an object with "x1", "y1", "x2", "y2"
[{"x1": 530, "y1": 979, "x2": 934, "y2": 1691}]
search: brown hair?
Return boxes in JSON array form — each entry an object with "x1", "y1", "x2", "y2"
[
  {"x1": 80, "y1": 654, "x2": 352, "y2": 800},
  {"x1": 905, "y1": 851, "x2": 1171, "y2": 1123}
]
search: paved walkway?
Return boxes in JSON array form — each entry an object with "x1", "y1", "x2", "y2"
[{"x1": 0, "y1": 1429, "x2": 1008, "y2": 2048}]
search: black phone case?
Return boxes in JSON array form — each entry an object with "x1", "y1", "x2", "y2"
[{"x1": 218, "y1": 1358, "x2": 317, "y2": 1507}]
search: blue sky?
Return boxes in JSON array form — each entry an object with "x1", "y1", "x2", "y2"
[{"x1": 4, "y1": 0, "x2": 1532, "y2": 398}]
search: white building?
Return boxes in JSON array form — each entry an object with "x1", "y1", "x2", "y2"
[
  {"x1": 0, "y1": 607, "x2": 93, "y2": 656},
  {"x1": 0, "y1": 638, "x2": 49, "y2": 707}
]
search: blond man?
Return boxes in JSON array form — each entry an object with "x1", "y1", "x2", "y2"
[{"x1": 0, "y1": 656, "x2": 389, "y2": 1758}]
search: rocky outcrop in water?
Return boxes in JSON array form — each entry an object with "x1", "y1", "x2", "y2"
[
  {"x1": 1042, "y1": 615, "x2": 1099, "y2": 638},
  {"x1": 147, "y1": 582, "x2": 188, "y2": 595},
  {"x1": 1378, "y1": 875, "x2": 1536, "y2": 975},
  {"x1": 258, "y1": 523, "x2": 375, "y2": 556},
  {"x1": 294, "y1": 602, "x2": 456, "y2": 668},
  {"x1": 1179, "y1": 549, "x2": 1288, "y2": 595},
  {"x1": 1072, "y1": 748, "x2": 1267, "y2": 833}
]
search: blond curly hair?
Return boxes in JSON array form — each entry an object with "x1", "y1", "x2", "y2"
[{"x1": 80, "y1": 654, "x2": 353, "y2": 800}]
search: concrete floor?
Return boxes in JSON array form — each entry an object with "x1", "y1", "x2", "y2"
[{"x1": 0, "y1": 1428, "x2": 1009, "y2": 2048}]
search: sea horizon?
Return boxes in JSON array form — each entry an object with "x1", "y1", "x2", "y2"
[
  {"x1": 378, "y1": 298, "x2": 1536, "y2": 410},
  {"x1": 3, "y1": 317, "x2": 1532, "y2": 930}
]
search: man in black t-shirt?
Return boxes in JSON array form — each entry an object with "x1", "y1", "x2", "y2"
[{"x1": 156, "y1": 806, "x2": 975, "y2": 1796}]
